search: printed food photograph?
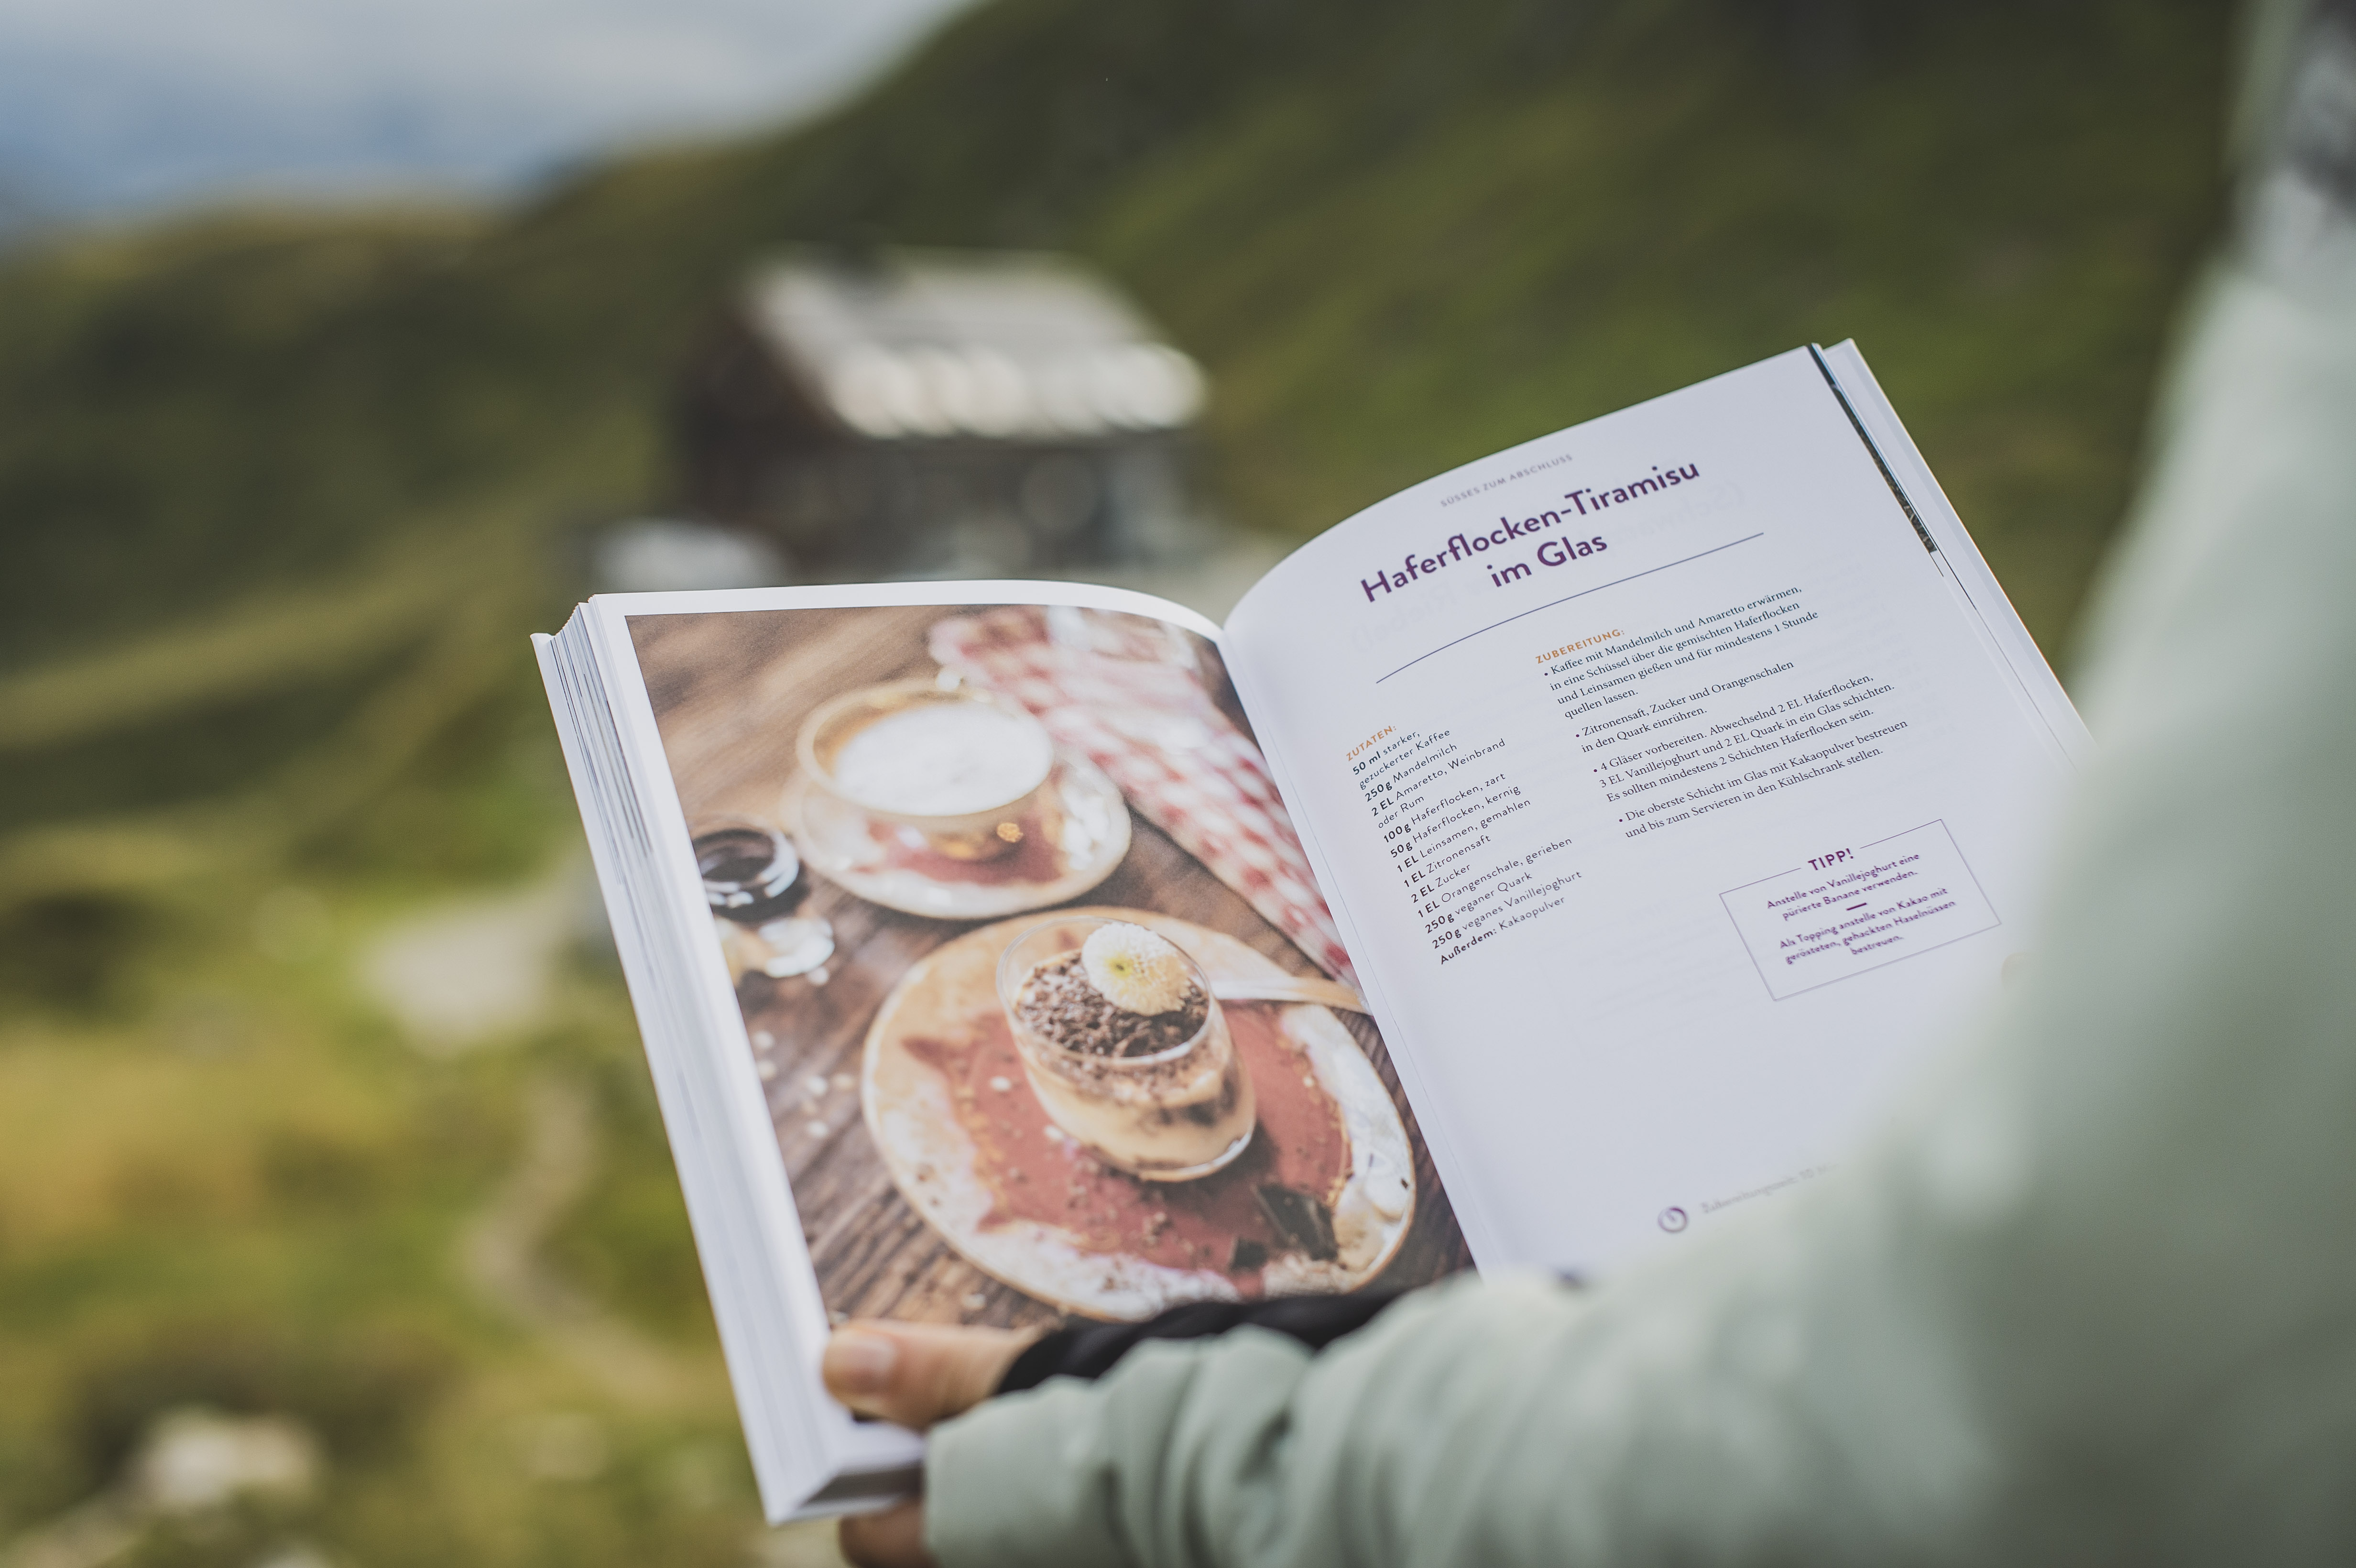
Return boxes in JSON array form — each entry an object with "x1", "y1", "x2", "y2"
[{"x1": 629, "y1": 603, "x2": 1472, "y2": 1327}]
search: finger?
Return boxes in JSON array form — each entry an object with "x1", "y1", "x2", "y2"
[
  {"x1": 822, "y1": 1321, "x2": 1038, "y2": 1429},
  {"x1": 840, "y1": 1500, "x2": 933, "y2": 1568}
]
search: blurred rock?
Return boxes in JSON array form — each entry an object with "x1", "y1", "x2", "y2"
[
  {"x1": 0, "y1": 1408, "x2": 324, "y2": 1568},
  {"x1": 128, "y1": 1406, "x2": 321, "y2": 1515},
  {"x1": 593, "y1": 520, "x2": 787, "y2": 593},
  {"x1": 359, "y1": 868, "x2": 578, "y2": 1053}
]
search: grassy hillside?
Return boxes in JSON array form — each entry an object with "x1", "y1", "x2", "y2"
[
  {"x1": 1103, "y1": 2, "x2": 2233, "y2": 642},
  {"x1": 0, "y1": 1, "x2": 2237, "y2": 1563},
  {"x1": 2, "y1": 0, "x2": 2230, "y2": 669},
  {"x1": 0, "y1": 0, "x2": 2235, "y2": 889}
]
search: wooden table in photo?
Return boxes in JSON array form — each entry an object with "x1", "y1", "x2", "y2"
[{"x1": 631, "y1": 604, "x2": 1472, "y2": 1331}]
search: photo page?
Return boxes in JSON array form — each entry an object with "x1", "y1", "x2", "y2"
[{"x1": 624, "y1": 599, "x2": 1472, "y2": 1330}]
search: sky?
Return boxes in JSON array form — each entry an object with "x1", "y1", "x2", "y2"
[{"x1": 0, "y1": 0, "x2": 977, "y2": 219}]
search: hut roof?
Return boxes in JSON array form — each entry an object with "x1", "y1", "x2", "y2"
[{"x1": 743, "y1": 249, "x2": 1205, "y2": 442}]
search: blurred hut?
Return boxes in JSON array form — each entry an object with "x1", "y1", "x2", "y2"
[{"x1": 674, "y1": 249, "x2": 1208, "y2": 579}]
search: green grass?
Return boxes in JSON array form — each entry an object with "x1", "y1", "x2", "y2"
[{"x1": 0, "y1": 894, "x2": 795, "y2": 1565}]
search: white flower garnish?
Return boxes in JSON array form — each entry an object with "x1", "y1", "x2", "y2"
[{"x1": 1080, "y1": 922, "x2": 1191, "y2": 1014}]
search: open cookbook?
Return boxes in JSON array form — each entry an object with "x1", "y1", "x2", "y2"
[{"x1": 534, "y1": 342, "x2": 2092, "y2": 1519}]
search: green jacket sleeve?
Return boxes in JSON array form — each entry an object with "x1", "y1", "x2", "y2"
[{"x1": 926, "y1": 5, "x2": 2356, "y2": 1562}]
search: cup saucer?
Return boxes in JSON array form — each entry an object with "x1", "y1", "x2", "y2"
[{"x1": 784, "y1": 754, "x2": 1131, "y2": 920}]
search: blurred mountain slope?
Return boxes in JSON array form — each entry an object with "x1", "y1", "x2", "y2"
[
  {"x1": 1102, "y1": 2, "x2": 2233, "y2": 648},
  {"x1": 0, "y1": 0, "x2": 2232, "y2": 875}
]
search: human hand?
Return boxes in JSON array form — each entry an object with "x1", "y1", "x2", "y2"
[{"x1": 822, "y1": 1321, "x2": 1039, "y2": 1568}]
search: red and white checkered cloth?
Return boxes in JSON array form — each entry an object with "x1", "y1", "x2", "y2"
[{"x1": 929, "y1": 607, "x2": 1357, "y2": 987}]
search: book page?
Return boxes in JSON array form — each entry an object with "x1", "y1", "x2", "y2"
[
  {"x1": 597, "y1": 583, "x2": 1471, "y2": 1349},
  {"x1": 1222, "y1": 347, "x2": 2082, "y2": 1274}
]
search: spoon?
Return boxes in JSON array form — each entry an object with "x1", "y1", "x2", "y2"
[{"x1": 1208, "y1": 976, "x2": 1368, "y2": 1013}]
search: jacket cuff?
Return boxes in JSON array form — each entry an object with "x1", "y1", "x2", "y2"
[{"x1": 926, "y1": 1375, "x2": 1131, "y2": 1568}]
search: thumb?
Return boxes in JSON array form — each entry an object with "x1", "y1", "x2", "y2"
[{"x1": 822, "y1": 1321, "x2": 1038, "y2": 1430}]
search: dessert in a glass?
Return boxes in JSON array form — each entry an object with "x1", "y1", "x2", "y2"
[{"x1": 997, "y1": 917, "x2": 1256, "y2": 1180}]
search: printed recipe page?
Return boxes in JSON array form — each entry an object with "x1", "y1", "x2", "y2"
[{"x1": 1224, "y1": 348, "x2": 2076, "y2": 1273}]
